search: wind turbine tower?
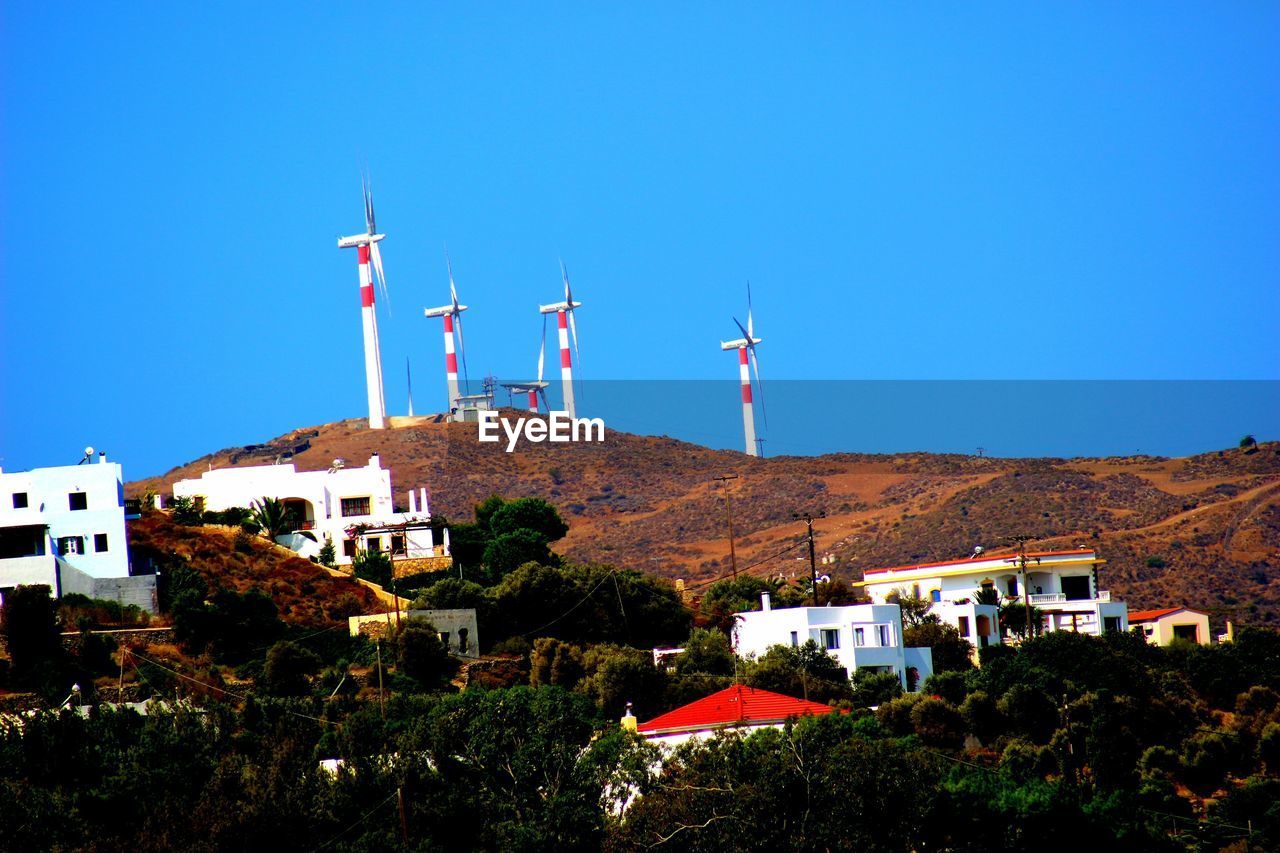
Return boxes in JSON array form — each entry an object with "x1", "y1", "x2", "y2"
[
  {"x1": 336, "y1": 175, "x2": 389, "y2": 430},
  {"x1": 720, "y1": 285, "x2": 766, "y2": 457},
  {"x1": 423, "y1": 255, "x2": 469, "y2": 414},
  {"x1": 538, "y1": 262, "x2": 582, "y2": 419}
]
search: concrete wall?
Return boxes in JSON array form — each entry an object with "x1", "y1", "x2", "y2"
[{"x1": 348, "y1": 608, "x2": 479, "y2": 658}]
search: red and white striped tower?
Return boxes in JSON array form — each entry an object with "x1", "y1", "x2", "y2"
[
  {"x1": 539, "y1": 264, "x2": 582, "y2": 419},
  {"x1": 556, "y1": 309, "x2": 576, "y2": 420},
  {"x1": 424, "y1": 258, "x2": 469, "y2": 416},
  {"x1": 338, "y1": 178, "x2": 388, "y2": 430},
  {"x1": 355, "y1": 244, "x2": 386, "y2": 429},
  {"x1": 737, "y1": 345, "x2": 757, "y2": 456},
  {"x1": 527, "y1": 389, "x2": 539, "y2": 413},
  {"x1": 442, "y1": 313, "x2": 461, "y2": 410}
]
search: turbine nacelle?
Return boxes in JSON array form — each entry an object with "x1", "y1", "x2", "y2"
[
  {"x1": 538, "y1": 300, "x2": 583, "y2": 314},
  {"x1": 337, "y1": 232, "x2": 386, "y2": 249},
  {"x1": 720, "y1": 336, "x2": 762, "y2": 350},
  {"x1": 424, "y1": 303, "x2": 468, "y2": 318}
]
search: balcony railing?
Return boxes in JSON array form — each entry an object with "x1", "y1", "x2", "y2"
[{"x1": 1028, "y1": 590, "x2": 1112, "y2": 606}]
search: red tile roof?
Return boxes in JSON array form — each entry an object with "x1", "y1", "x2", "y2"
[
  {"x1": 1129, "y1": 607, "x2": 1193, "y2": 622},
  {"x1": 637, "y1": 685, "x2": 838, "y2": 735},
  {"x1": 863, "y1": 549, "x2": 1098, "y2": 576}
]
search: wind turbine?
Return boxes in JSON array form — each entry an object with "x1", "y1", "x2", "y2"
[
  {"x1": 538, "y1": 261, "x2": 582, "y2": 419},
  {"x1": 720, "y1": 283, "x2": 766, "y2": 456},
  {"x1": 423, "y1": 252, "x2": 470, "y2": 414},
  {"x1": 500, "y1": 329, "x2": 552, "y2": 414},
  {"x1": 336, "y1": 173, "x2": 388, "y2": 430}
]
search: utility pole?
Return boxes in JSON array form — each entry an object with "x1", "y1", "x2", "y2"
[
  {"x1": 1005, "y1": 536, "x2": 1041, "y2": 640},
  {"x1": 754, "y1": 437, "x2": 766, "y2": 458},
  {"x1": 794, "y1": 511, "x2": 825, "y2": 606},
  {"x1": 714, "y1": 475, "x2": 741, "y2": 579},
  {"x1": 376, "y1": 639, "x2": 386, "y2": 720},
  {"x1": 397, "y1": 786, "x2": 410, "y2": 847}
]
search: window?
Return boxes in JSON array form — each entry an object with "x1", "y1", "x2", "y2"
[
  {"x1": 440, "y1": 632, "x2": 450, "y2": 649},
  {"x1": 853, "y1": 627, "x2": 865, "y2": 647},
  {"x1": 877, "y1": 624, "x2": 892, "y2": 647},
  {"x1": 929, "y1": 588, "x2": 941, "y2": 603},
  {"x1": 957, "y1": 615, "x2": 970, "y2": 638},
  {"x1": 821, "y1": 628, "x2": 840, "y2": 650},
  {"x1": 789, "y1": 630, "x2": 798, "y2": 647},
  {"x1": 365, "y1": 536, "x2": 382, "y2": 553},
  {"x1": 12, "y1": 492, "x2": 28, "y2": 509},
  {"x1": 69, "y1": 492, "x2": 88, "y2": 511},
  {"x1": 1061, "y1": 576, "x2": 1091, "y2": 601},
  {"x1": 94, "y1": 533, "x2": 109, "y2": 552},
  {"x1": 1173, "y1": 624, "x2": 1198, "y2": 642},
  {"x1": 391, "y1": 534, "x2": 405, "y2": 555},
  {"x1": 458, "y1": 628, "x2": 469, "y2": 654},
  {"x1": 1105, "y1": 616, "x2": 1124, "y2": 634},
  {"x1": 1005, "y1": 577, "x2": 1018, "y2": 597},
  {"x1": 58, "y1": 536, "x2": 85, "y2": 556},
  {"x1": 340, "y1": 496, "x2": 371, "y2": 517},
  {"x1": 342, "y1": 538, "x2": 356, "y2": 558}
]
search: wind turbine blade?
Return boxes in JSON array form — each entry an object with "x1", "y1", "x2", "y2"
[
  {"x1": 363, "y1": 175, "x2": 376, "y2": 234},
  {"x1": 568, "y1": 309, "x2": 580, "y2": 363},
  {"x1": 733, "y1": 316, "x2": 750, "y2": 341},
  {"x1": 455, "y1": 311, "x2": 470, "y2": 389},
  {"x1": 537, "y1": 314, "x2": 547, "y2": 383},
  {"x1": 371, "y1": 242, "x2": 390, "y2": 313},
  {"x1": 746, "y1": 281, "x2": 754, "y2": 340},
  {"x1": 560, "y1": 259, "x2": 572, "y2": 304}
]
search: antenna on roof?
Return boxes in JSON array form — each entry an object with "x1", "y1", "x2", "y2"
[{"x1": 78, "y1": 446, "x2": 94, "y2": 465}]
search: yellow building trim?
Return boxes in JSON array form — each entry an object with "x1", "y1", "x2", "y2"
[{"x1": 855, "y1": 557, "x2": 1105, "y2": 587}]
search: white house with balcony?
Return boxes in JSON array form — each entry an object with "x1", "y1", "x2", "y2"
[
  {"x1": 858, "y1": 548, "x2": 1127, "y2": 640},
  {"x1": 0, "y1": 453, "x2": 156, "y2": 611},
  {"x1": 732, "y1": 595, "x2": 933, "y2": 691},
  {"x1": 171, "y1": 454, "x2": 450, "y2": 570}
]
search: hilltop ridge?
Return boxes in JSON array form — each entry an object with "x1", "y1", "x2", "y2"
[{"x1": 129, "y1": 416, "x2": 1280, "y2": 626}]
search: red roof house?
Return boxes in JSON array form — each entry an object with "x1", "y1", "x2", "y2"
[{"x1": 636, "y1": 685, "x2": 839, "y2": 742}]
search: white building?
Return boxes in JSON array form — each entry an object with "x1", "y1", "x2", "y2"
[
  {"x1": 171, "y1": 453, "x2": 450, "y2": 568},
  {"x1": 0, "y1": 453, "x2": 156, "y2": 611},
  {"x1": 733, "y1": 595, "x2": 933, "y2": 691},
  {"x1": 858, "y1": 548, "x2": 1128, "y2": 641}
]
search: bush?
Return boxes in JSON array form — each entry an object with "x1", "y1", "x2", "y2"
[
  {"x1": 875, "y1": 693, "x2": 923, "y2": 737},
  {"x1": 910, "y1": 697, "x2": 965, "y2": 748},
  {"x1": 171, "y1": 496, "x2": 203, "y2": 526},
  {"x1": 959, "y1": 691, "x2": 1002, "y2": 744},
  {"x1": 396, "y1": 619, "x2": 454, "y2": 687},
  {"x1": 922, "y1": 670, "x2": 969, "y2": 705},
  {"x1": 262, "y1": 641, "x2": 322, "y2": 697},
  {"x1": 529, "y1": 638, "x2": 585, "y2": 689},
  {"x1": 851, "y1": 670, "x2": 903, "y2": 707},
  {"x1": 352, "y1": 549, "x2": 393, "y2": 588}
]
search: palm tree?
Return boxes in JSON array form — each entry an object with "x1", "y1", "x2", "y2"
[
  {"x1": 250, "y1": 497, "x2": 295, "y2": 541},
  {"x1": 973, "y1": 586, "x2": 1002, "y2": 606},
  {"x1": 1240, "y1": 434, "x2": 1258, "y2": 452}
]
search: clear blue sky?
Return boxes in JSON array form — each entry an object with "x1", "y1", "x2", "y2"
[{"x1": 2, "y1": 4, "x2": 1277, "y2": 476}]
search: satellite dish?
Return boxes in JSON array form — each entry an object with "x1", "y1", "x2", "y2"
[
  {"x1": 84, "y1": 446, "x2": 94, "y2": 457},
  {"x1": 972, "y1": 545, "x2": 984, "y2": 557},
  {"x1": 332, "y1": 458, "x2": 345, "y2": 469}
]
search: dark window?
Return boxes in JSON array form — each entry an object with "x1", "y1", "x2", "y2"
[
  {"x1": 789, "y1": 630, "x2": 798, "y2": 647},
  {"x1": 342, "y1": 538, "x2": 356, "y2": 558},
  {"x1": 458, "y1": 628, "x2": 469, "y2": 654},
  {"x1": 1061, "y1": 576, "x2": 1091, "y2": 601},
  {"x1": 69, "y1": 492, "x2": 88, "y2": 511},
  {"x1": 821, "y1": 628, "x2": 840, "y2": 650},
  {"x1": 340, "y1": 496, "x2": 371, "y2": 517},
  {"x1": 439, "y1": 632, "x2": 450, "y2": 650},
  {"x1": 1104, "y1": 616, "x2": 1123, "y2": 634},
  {"x1": 12, "y1": 492, "x2": 28, "y2": 509},
  {"x1": 1005, "y1": 578, "x2": 1018, "y2": 597},
  {"x1": 1173, "y1": 624, "x2": 1198, "y2": 642},
  {"x1": 391, "y1": 534, "x2": 405, "y2": 555},
  {"x1": 930, "y1": 588, "x2": 941, "y2": 603},
  {"x1": 94, "y1": 533, "x2": 109, "y2": 552},
  {"x1": 957, "y1": 615, "x2": 970, "y2": 637}
]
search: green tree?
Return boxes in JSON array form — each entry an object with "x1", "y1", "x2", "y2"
[
  {"x1": 673, "y1": 628, "x2": 736, "y2": 678},
  {"x1": 905, "y1": 621, "x2": 975, "y2": 674},
  {"x1": 887, "y1": 588, "x2": 935, "y2": 628},
  {"x1": 745, "y1": 640, "x2": 851, "y2": 704},
  {"x1": 578, "y1": 644, "x2": 668, "y2": 717},
  {"x1": 171, "y1": 496, "x2": 203, "y2": 526},
  {"x1": 1, "y1": 585, "x2": 63, "y2": 685},
  {"x1": 396, "y1": 618, "x2": 453, "y2": 687},
  {"x1": 488, "y1": 497, "x2": 569, "y2": 542},
  {"x1": 851, "y1": 669, "x2": 903, "y2": 707},
  {"x1": 351, "y1": 548, "x2": 392, "y2": 587},
  {"x1": 1239, "y1": 434, "x2": 1258, "y2": 451},
  {"x1": 317, "y1": 536, "x2": 336, "y2": 567},
  {"x1": 530, "y1": 637, "x2": 586, "y2": 689},
  {"x1": 483, "y1": 528, "x2": 554, "y2": 578},
  {"x1": 910, "y1": 696, "x2": 965, "y2": 748},
  {"x1": 262, "y1": 641, "x2": 321, "y2": 697},
  {"x1": 249, "y1": 497, "x2": 295, "y2": 541}
]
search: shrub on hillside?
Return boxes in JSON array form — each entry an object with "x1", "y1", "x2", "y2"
[{"x1": 262, "y1": 640, "x2": 322, "y2": 697}]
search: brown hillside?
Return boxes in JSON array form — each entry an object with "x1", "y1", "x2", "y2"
[
  {"x1": 130, "y1": 416, "x2": 1280, "y2": 628},
  {"x1": 127, "y1": 512, "x2": 384, "y2": 626}
]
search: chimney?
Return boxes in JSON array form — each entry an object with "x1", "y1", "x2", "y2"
[
  {"x1": 369, "y1": 452, "x2": 381, "y2": 468},
  {"x1": 420, "y1": 487, "x2": 429, "y2": 516},
  {"x1": 620, "y1": 701, "x2": 637, "y2": 732},
  {"x1": 98, "y1": 451, "x2": 107, "y2": 464},
  {"x1": 761, "y1": 592, "x2": 771, "y2": 611},
  {"x1": 408, "y1": 490, "x2": 418, "y2": 514}
]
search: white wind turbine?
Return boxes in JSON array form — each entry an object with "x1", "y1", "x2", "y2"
[
  {"x1": 538, "y1": 261, "x2": 583, "y2": 419},
  {"x1": 720, "y1": 283, "x2": 767, "y2": 456},
  {"x1": 336, "y1": 173, "x2": 389, "y2": 429},
  {"x1": 423, "y1": 252, "x2": 470, "y2": 413}
]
